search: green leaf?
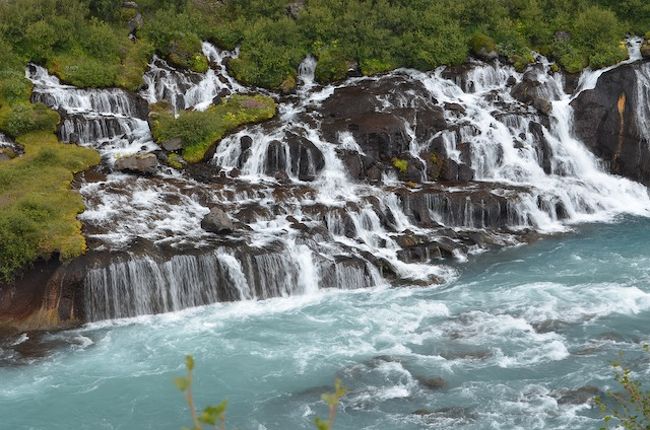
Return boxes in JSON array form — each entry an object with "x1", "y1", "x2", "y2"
[
  {"x1": 199, "y1": 401, "x2": 228, "y2": 425},
  {"x1": 185, "y1": 355, "x2": 195, "y2": 371},
  {"x1": 174, "y1": 376, "x2": 191, "y2": 392},
  {"x1": 314, "y1": 417, "x2": 330, "y2": 430}
]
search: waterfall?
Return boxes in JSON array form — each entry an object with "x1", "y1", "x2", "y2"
[
  {"x1": 635, "y1": 62, "x2": 650, "y2": 144},
  {"x1": 141, "y1": 42, "x2": 243, "y2": 114},
  {"x1": 84, "y1": 247, "x2": 372, "y2": 321},
  {"x1": 27, "y1": 65, "x2": 156, "y2": 160},
  {"x1": 24, "y1": 41, "x2": 650, "y2": 322}
]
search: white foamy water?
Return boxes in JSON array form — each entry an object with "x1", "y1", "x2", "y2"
[
  {"x1": 21, "y1": 39, "x2": 650, "y2": 324},
  {"x1": 2, "y1": 218, "x2": 650, "y2": 430}
]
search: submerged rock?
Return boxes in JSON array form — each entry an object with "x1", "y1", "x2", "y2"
[{"x1": 417, "y1": 376, "x2": 448, "y2": 390}]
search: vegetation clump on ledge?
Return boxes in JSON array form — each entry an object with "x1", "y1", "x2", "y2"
[
  {"x1": 0, "y1": 132, "x2": 100, "y2": 283},
  {"x1": 2, "y1": 0, "x2": 649, "y2": 96},
  {"x1": 151, "y1": 95, "x2": 277, "y2": 163}
]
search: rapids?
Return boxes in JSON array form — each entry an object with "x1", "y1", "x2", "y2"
[
  {"x1": 1, "y1": 217, "x2": 649, "y2": 429},
  {"x1": 3, "y1": 38, "x2": 650, "y2": 429}
]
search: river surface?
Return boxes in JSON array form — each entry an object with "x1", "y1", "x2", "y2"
[{"x1": 1, "y1": 216, "x2": 649, "y2": 429}]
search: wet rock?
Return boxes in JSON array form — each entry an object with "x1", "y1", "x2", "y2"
[
  {"x1": 161, "y1": 137, "x2": 183, "y2": 152},
  {"x1": 286, "y1": 133, "x2": 325, "y2": 181},
  {"x1": 266, "y1": 140, "x2": 287, "y2": 174},
  {"x1": 417, "y1": 376, "x2": 448, "y2": 390},
  {"x1": 114, "y1": 152, "x2": 158, "y2": 175},
  {"x1": 511, "y1": 73, "x2": 553, "y2": 115},
  {"x1": 201, "y1": 207, "x2": 235, "y2": 234},
  {"x1": 571, "y1": 62, "x2": 650, "y2": 184},
  {"x1": 554, "y1": 386, "x2": 602, "y2": 405},
  {"x1": 238, "y1": 135, "x2": 253, "y2": 168},
  {"x1": 440, "y1": 350, "x2": 492, "y2": 361},
  {"x1": 337, "y1": 149, "x2": 367, "y2": 180},
  {"x1": 274, "y1": 170, "x2": 291, "y2": 184},
  {"x1": 530, "y1": 121, "x2": 553, "y2": 174},
  {"x1": 392, "y1": 153, "x2": 426, "y2": 183},
  {"x1": 532, "y1": 319, "x2": 570, "y2": 334}
]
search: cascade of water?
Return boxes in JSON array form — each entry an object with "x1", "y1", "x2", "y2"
[
  {"x1": 24, "y1": 38, "x2": 650, "y2": 322},
  {"x1": 635, "y1": 62, "x2": 650, "y2": 144},
  {"x1": 298, "y1": 55, "x2": 317, "y2": 88},
  {"x1": 141, "y1": 42, "x2": 244, "y2": 114},
  {"x1": 27, "y1": 65, "x2": 156, "y2": 160},
  {"x1": 0, "y1": 133, "x2": 14, "y2": 148}
]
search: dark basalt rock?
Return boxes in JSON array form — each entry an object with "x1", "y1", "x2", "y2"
[
  {"x1": 511, "y1": 75, "x2": 553, "y2": 115},
  {"x1": 201, "y1": 207, "x2": 235, "y2": 234},
  {"x1": 417, "y1": 376, "x2": 448, "y2": 390},
  {"x1": 161, "y1": 137, "x2": 183, "y2": 152},
  {"x1": 553, "y1": 386, "x2": 602, "y2": 405},
  {"x1": 571, "y1": 62, "x2": 650, "y2": 185},
  {"x1": 114, "y1": 152, "x2": 158, "y2": 175},
  {"x1": 286, "y1": 133, "x2": 325, "y2": 181}
]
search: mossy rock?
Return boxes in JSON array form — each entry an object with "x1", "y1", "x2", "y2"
[{"x1": 392, "y1": 157, "x2": 408, "y2": 174}]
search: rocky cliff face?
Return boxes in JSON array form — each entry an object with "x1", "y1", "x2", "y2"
[
  {"x1": 572, "y1": 61, "x2": 650, "y2": 185},
  {"x1": 2, "y1": 44, "x2": 649, "y2": 333}
]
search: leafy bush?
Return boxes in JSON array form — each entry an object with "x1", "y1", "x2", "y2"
[
  {"x1": 0, "y1": 103, "x2": 60, "y2": 138},
  {"x1": 0, "y1": 132, "x2": 99, "y2": 281},
  {"x1": 151, "y1": 95, "x2": 277, "y2": 163},
  {"x1": 597, "y1": 346, "x2": 650, "y2": 429},
  {"x1": 470, "y1": 33, "x2": 497, "y2": 55}
]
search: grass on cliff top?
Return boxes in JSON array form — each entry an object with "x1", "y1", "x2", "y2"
[
  {"x1": 151, "y1": 95, "x2": 276, "y2": 163},
  {"x1": 0, "y1": 132, "x2": 100, "y2": 282}
]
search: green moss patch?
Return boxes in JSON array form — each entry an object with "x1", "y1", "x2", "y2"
[
  {"x1": 151, "y1": 95, "x2": 276, "y2": 163},
  {"x1": 0, "y1": 132, "x2": 100, "y2": 282}
]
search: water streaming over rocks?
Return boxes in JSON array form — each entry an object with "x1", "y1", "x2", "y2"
[
  {"x1": 2, "y1": 218, "x2": 650, "y2": 429},
  {"x1": 20, "y1": 42, "x2": 650, "y2": 324}
]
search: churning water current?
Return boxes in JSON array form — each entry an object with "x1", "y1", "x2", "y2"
[{"x1": 1, "y1": 216, "x2": 649, "y2": 429}]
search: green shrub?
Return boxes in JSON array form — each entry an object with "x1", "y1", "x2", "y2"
[
  {"x1": 48, "y1": 51, "x2": 119, "y2": 88},
  {"x1": 314, "y1": 45, "x2": 350, "y2": 84},
  {"x1": 597, "y1": 346, "x2": 650, "y2": 429},
  {"x1": 151, "y1": 95, "x2": 276, "y2": 163},
  {"x1": 360, "y1": 58, "x2": 398, "y2": 76},
  {"x1": 470, "y1": 32, "x2": 497, "y2": 56},
  {"x1": 0, "y1": 103, "x2": 60, "y2": 138},
  {"x1": 0, "y1": 132, "x2": 99, "y2": 281}
]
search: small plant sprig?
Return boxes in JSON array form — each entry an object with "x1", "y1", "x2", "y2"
[
  {"x1": 596, "y1": 344, "x2": 650, "y2": 430},
  {"x1": 314, "y1": 379, "x2": 347, "y2": 430},
  {"x1": 175, "y1": 355, "x2": 228, "y2": 430},
  {"x1": 174, "y1": 356, "x2": 346, "y2": 430}
]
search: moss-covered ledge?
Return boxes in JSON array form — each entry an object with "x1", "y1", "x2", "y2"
[
  {"x1": 0, "y1": 132, "x2": 100, "y2": 282},
  {"x1": 150, "y1": 94, "x2": 277, "y2": 163}
]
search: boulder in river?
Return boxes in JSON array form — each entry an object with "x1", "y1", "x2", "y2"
[
  {"x1": 114, "y1": 153, "x2": 158, "y2": 175},
  {"x1": 201, "y1": 207, "x2": 235, "y2": 234}
]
